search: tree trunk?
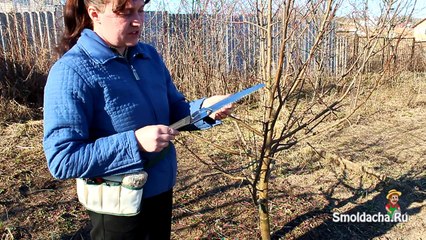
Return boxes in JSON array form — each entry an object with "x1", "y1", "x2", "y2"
[
  {"x1": 258, "y1": 169, "x2": 271, "y2": 240},
  {"x1": 258, "y1": 1, "x2": 273, "y2": 238},
  {"x1": 257, "y1": 143, "x2": 273, "y2": 239}
]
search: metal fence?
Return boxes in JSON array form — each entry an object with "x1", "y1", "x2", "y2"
[
  {"x1": 140, "y1": 12, "x2": 351, "y2": 75},
  {"x1": 0, "y1": 7, "x2": 60, "y2": 74},
  {"x1": 0, "y1": 6, "x2": 350, "y2": 74},
  {"x1": 5, "y1": 6, "x2": 421, "y2": 77}
]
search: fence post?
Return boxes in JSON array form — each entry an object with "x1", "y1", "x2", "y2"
[
  {"x1": 353, "y1": 33, "x2": 359, "y2": 70},
  {"x1": 410, "y1": 38, "x2": 415, "y2": 71},
  {"x1": 0, "y1": 12, "x2": 7, "y2": 72}
]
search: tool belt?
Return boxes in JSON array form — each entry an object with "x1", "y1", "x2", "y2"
[
  {"x1": 76, "y1": 171, "x2": 148, "y2": 216},
  {"x1": 76, "y1": 146, "x2": 170, "y2": 216}
]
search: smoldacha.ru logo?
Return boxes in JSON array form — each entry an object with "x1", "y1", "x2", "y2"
[{"x1": 332, "y1": 189, "x2": 409, "y2": 223}]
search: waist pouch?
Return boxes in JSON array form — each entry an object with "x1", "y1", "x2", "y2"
[{"x1": 76, "y1": 171, "x2": 148, "y2": 216}]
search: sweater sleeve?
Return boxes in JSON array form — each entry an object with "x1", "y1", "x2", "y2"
[{"x1": 43, "y1": 62, "x2": 143, "y2": 179}]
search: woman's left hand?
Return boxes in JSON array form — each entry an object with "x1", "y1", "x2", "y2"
[{"x1": 202, "y1": 95, "x2": 234, "y2": 120}]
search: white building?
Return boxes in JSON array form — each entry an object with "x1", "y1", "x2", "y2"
[{"x1": 413, "y1": 18, "x2": 426, "y2": 42}]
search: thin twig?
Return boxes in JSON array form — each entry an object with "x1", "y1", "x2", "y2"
[{"x1": 175, "y1": 138, "x2": 248, "y2": 182}]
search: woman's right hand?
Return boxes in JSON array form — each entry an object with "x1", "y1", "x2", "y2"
[{"x1": 134, "y1": 125, "x2": 179, "y2": 152}]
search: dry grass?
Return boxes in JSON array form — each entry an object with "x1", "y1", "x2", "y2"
[
  {"x1": 0, "y1": 28, "x2": 52, "y2": 108},
  {"x1": 1, "y1": 72, "x2": 425, "y2": 239},
  {"x1": 0, "y1": 99, "x2": 41, "y2": 124},
  {"x1": 0, "y1": 70, "x2": 426, "y2": 240},
  {"x1": 0, "y1": 118, "x2": 89, "y2": 239},
  {"x1": 1, "y1": 4, "x2": 425, "y2": 238},
  {"x1": 172, "y1": 72, "x2": 426, "y2": 239},
  {"x1": 1, "y1": 20, "x2": 426, "y2": 237}
]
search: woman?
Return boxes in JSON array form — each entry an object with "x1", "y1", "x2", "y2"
[{"x1": 43, "y1": 0, "x2": 232, "y2": 239}]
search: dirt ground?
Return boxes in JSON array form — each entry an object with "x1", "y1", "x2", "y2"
[{"x1": 0, "y1": 75, "x2": 425, "y2": 239}]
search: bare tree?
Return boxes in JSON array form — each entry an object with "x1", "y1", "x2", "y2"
[{"x1": 165, "y1": 0, "x2": 417, "y2": 239}]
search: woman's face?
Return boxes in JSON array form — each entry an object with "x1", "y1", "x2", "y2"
[{"x1": 90, "y1": 0, "x2": 145, "y2": 54}]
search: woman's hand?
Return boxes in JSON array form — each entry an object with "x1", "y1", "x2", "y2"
[
  {"x1": 202, "y1": 95, "x2": 234, "y2": 120},
  {"x1": 134, "y1": 125, "x2": 179, "y2": 152}
]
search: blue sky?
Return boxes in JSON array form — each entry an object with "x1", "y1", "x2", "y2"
[
  {"x1": 145, "y1": 0, "x2": 426, "y2": 18},
  {"x1": 338, "y1": 0, "x2": 426, "y2": 18}
]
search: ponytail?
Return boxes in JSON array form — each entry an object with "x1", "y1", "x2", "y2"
[{"x1": 56, "y1": 0, "x2": 93, "y2": 56}]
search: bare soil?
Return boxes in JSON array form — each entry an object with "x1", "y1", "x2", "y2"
[{"x1": 1, "y1": 76, "x2": 425, "y2": 239}]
